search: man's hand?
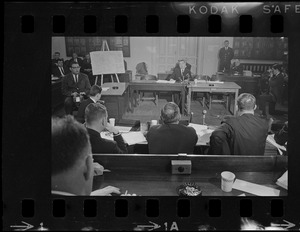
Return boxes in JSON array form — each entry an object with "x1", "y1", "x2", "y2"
[
  {"x1": 71, "y1": 92, "x2": 77, "y2": 97},
  {"x1": 106, "y1": 123, "x2": 119, "y2": 135},
  {"x1": 80, "y1": 92, "x2": 86, "y2": 95},
  {"x1": 93, "y1": 162, "x2": 104, "y2": 176},
  {"x1": 90, "y1": 186, "x2": 121, "y2": 196}
]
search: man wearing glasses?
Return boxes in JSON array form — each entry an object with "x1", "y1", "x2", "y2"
[{"x1": 62, "y1": 61, "x2": 91, "y2": 115}]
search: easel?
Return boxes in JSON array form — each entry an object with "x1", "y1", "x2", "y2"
[{"x1": 94, "y1": 40, "x2": 120, "y2": 85}]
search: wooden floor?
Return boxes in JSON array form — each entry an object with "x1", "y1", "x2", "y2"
[{"x1": 53, "y1": 94, "x2": 288, "y2": 128}]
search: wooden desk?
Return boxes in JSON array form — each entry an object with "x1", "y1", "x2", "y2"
[
  {"x1": 101, "y1": 83, "x2": 129, "y2": 120},
  {"x1": 218, "y1": 75, "x2": 259, "y2": 97},
  {"x1": 129, "y1": 80, "x2": 187, "y2": 114},
  {"x1": 92, "y1": 155, "x2": 287, "y2": 196},
  {"x1": 187, "y1": 82, "x2": 241, "y2": 115}
]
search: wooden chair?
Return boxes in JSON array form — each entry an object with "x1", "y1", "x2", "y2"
[
  {"x1": 138, "y1": 75, "x2": 159, "y2": 105},
  {"x1": 193, "y1": 75, "x2": 210, "y2": 108}
]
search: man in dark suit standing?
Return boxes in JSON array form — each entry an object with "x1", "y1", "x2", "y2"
[
  {"x1": 218, "y1": 40, "x2": 234, "y2": 73},
  {"x1": 168, "y1": 59, "x2": 192, "y2": 82},
  {"x1": 76, "y1": 85, "x2": 102, "y2": 123},
  {"x1": 85, "y1": 103, "x2": 128, "y2": 154},
  {"x1": 61, "y1": 61, "x2": 91, "y2": 115},
  {"x1": 146, "y1": 102, "x2": 198, "y2": 154},
  {"x1": 52, "y1": 59, "x2": 68, "y2": 78},
  {"x1": 209, "y1": 93, "x2": 270, "y2": 155}
]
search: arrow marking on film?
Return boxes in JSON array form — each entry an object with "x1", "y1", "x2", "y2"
[
  {"x1": 271, "y1": 220, "x2": 295, "y2": 229},
  {"x1": 10, "y1": 221, "x2": 34, "y2": 231},
  {"x1": 137, "y1": 221, "x2": 161, "y2": 231}
]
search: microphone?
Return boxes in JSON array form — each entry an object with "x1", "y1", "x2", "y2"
[{"x1": 202, "y1": 110, "x2": 207, "y2": 125}]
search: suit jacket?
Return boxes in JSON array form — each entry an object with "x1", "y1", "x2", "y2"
[
  {"x1": 218, "y1": 47, "x2": 234, "y2": 64},
  {"x1": 76, "y1": 98, "x2": 94, "y2": 123},
  {"x1": 209, "y1": 114, "x2": 269, "y2": 155},
  {"x1": 81, "y1": 59, "x2": 92, "y2": 75},
  {"x1": 61, "y1": 73, "x2": 91, "y2": 97},
  {"x1": 67, "y1": 57, "x2": 83, "y2": 68},
  {"x1": 146, "y1": 123, "x2": 198, "y2": 154},
  {"x1": 269, "y1": 72, "x2": 285, "y2": 102},
  {"x1": 167, "y1": 63, "x2": 192, "y2": 82},
  {"x1": 87, "y1": 128, "x2": 127, "y2": 154},
  {"x1": 52, "y1": 65, "x2": 69, "y2": 78}
]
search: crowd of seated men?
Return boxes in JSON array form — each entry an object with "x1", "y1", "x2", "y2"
[{"x1": 51, "y1": 94, "x2": 286, "y2": 197}]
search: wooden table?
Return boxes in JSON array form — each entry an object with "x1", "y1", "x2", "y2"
[
  {"x1": 129, "y1": 80, "x2": 187, "y2": 114},
  {"x1": 217, "y1": 74, "x2": 259, "y2": 97},
  {"x1": 187, "y1": 81, "x2": 241, "y2": 115},
  {"x1": 93, "y1": 154, "x2": 287, "y2": 196}
]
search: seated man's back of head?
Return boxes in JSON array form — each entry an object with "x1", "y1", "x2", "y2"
[
  {"x1": 209, "y1": 93, "x2": 269, "y2": 155},
  {"x1": 146, "y1": 102, "x2": 197, "y2": 154},
  {"x1": 51, "y1": 115, "x2": 94, "y2": 196}
]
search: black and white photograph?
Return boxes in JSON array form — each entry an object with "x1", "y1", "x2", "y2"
[{"x1": 51, "y1": 36, "x2": 288, "y2": 197}]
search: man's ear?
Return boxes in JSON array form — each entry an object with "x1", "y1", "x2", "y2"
[
  {"x1": 83, "y1": 155, "x2": 94, "y2": 181},
  {"x1": 254, "y1": 104, "x2": 257, "y2": 110}
]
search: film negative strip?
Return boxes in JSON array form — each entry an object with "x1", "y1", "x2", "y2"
[{"x1": 3, "y1": 1, "x2": 300, "y2": 231}]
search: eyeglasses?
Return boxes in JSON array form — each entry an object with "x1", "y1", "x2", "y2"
[{"x1": 71, "y1": 66, "x2": 80, "y2": 69}]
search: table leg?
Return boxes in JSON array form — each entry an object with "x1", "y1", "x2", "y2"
[
  {"x1": 182, "y1": 87, "x2": 186, "y2": 115},
  {"x1": 187, "y1": 87, "x2": 191, "y2": 115}
]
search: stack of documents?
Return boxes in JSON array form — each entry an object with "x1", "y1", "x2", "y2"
[
  {"x1": 156, "y1": 79, "x2": 176, "y2": 84},
  {"x1": 232, "y1": 179, "x2": 280, "y2": 196},
  {"x1": 114, "y1": 126, "x2": 132, "y2": 133},
  {"x1": 188, "y1": 123, "x2": 214, "y2": 144},
  {"x1": 276, "y1": 171, "x2": 287, "y2": 190},
  {"x1": 121, "y1": 131, "x2": 147, "y2": 145}
]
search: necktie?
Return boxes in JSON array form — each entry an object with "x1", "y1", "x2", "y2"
[
  {"x1": 61, "y1": 67, "x2": 64, "y2": 75},
  {"x1": 181, "y1": 69, "x2": 184, "y2": 76},
  {"x1": 59, "y1": 67, "x2": 64, "y2": 76}
]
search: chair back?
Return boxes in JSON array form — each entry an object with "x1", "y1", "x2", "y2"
[{"x1": 136, "y1": 62, "x2": 148, "y2": 75}]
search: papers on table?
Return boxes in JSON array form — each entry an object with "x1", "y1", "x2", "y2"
[
  {"x1": 276, "y1": 171, "x2": 288, "y2": 190},
  {"x1": 188, "y1": 123, "x2": 207, "y2": 136},
  {"x1": 208, "y1": 81, "x2": 224, "y2": 84},
  {"x1": 114, "y1": 126, "x2": 132, "y2": 133},
  {"x1": 188, "y1": 123, "x2": 214, "y2": 145},
  {"x1": 267, "y1": 134, "x2": 286, "y2": 155},
  {"x1": 102, "y1": 87, "x2": 110, "y2": 91},
  {"x1": 238, "y1": 193, "x2": 246, "y2": 197},
  {"x1": 156, "y1": 79, "x2": 176, "y2": 84},
  {"x1": 121, "y1": 131, "x2": 147, "y2": 145},
  {"x1": 232, "y1": 179, "x2": 280, "y2": 196}
]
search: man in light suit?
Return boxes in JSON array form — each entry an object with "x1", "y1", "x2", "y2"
[
  {"x1": 61, "y1": 61, "x2": 91, "y2": 115},
  {"x1": 218, "y1": 40, "x2": 234, "y2": 73}
]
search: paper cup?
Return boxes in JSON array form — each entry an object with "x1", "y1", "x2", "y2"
[
  {"x1": 221, "y1": 171, "x2": 235, "y2": 192},
  {"x1": 109, "y1": 118, "x2": 115, "y2": 127},
  {"x1": 140, "y1": 123, "x2": 148, "y2": 133},
  {"x1": 151, "y1": 120, "x2": 158, "y2": 126}
]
